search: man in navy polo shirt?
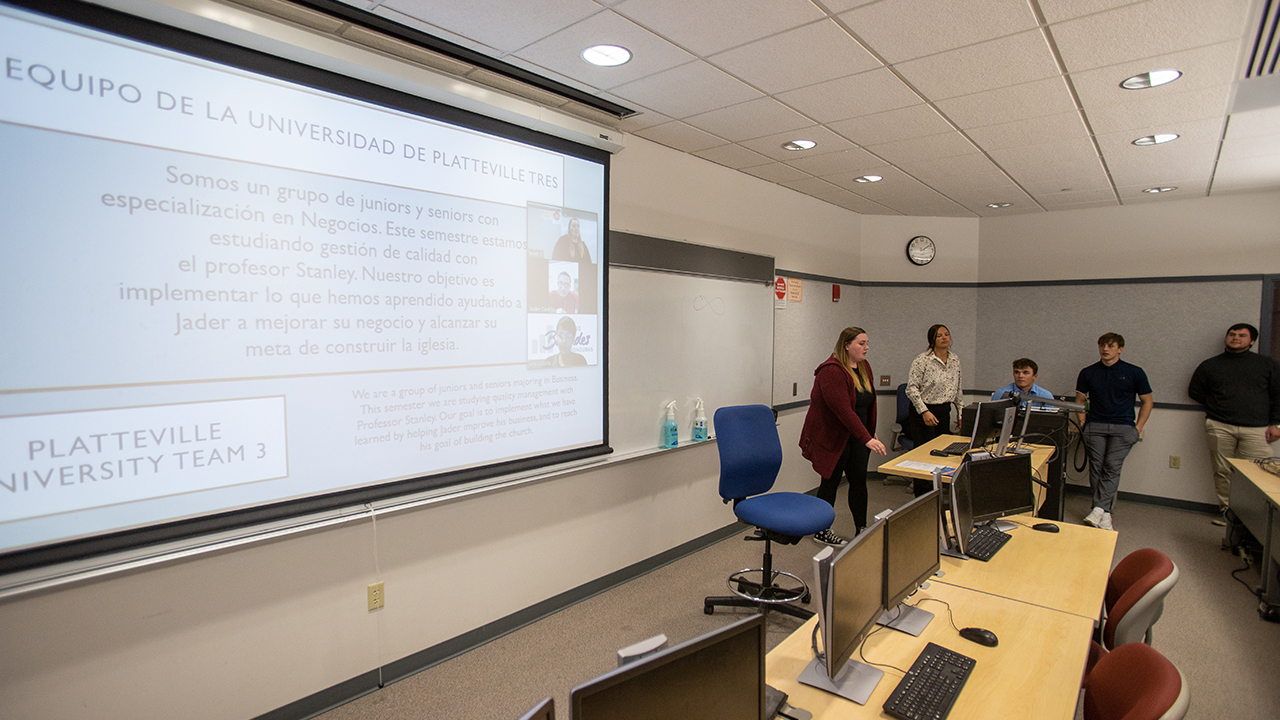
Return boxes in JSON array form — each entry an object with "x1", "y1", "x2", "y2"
[{"x1": 1075, "y1": 333, "x2": 1154, "y2": 531}]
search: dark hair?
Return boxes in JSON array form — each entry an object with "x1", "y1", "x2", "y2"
[
  {"x1": 1097, "y1": 332, "x2": 1125, "y2": 348},
  {"x1": 927, "y1": 324, "x2": 949, "y2": 349},
  {"x1": 1012, "y1": 358, "x2": 1038, "y2": 374},
  {"x1": 557, "y1": 316, "x2": 576, "y2": 333},
  {"x1": 1228, "y1": 323, "x2": 1259, "y2": 341}
]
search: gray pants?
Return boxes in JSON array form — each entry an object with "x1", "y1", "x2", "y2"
[{"x1": 1083, "y1": 423, "x2": 1140, "y2": 512}]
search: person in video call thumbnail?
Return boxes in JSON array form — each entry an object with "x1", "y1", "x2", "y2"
[
  {"x1": 552, "y1": 217, "x2": 591, "y2": 263},
  {"x1": 554, "y1": 316, "x2": 587, "y2": 367},
  {"x1": 549, "y1": 271, "x2": 578, "y2": 313}
]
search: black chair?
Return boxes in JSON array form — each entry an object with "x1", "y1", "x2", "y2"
[{"x1": 703, "y1": 405, "x2": 836, "y2": 620}]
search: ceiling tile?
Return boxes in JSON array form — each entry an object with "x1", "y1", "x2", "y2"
[
  {"x1": 783, "y1": 148, "x2": 886, "y2": 178},
  {"x1": 683, "y1": 97, "x2": 813, "y2": 142},
  {"x1": 1105, "y1": 142, "x2": 1222, "y2": 186},
  {"x1": 609, "y1": 61, "x2": 762, "y2": 118},
  {"x1": 865, "y1": 131, "x2": 978, "y2": 165},
  {"x1": 837, "y1": 0, "x2": 1040, "y2": 64},
  {"x1": 1038, "y1": 0, "x2": 1148, "y2": 24},
  {"x1": 1084, "y1": 84, "x2": 1231, "y2": 136},
  {"x1": 614, "y1": 106, "x2": 672, "y2": 132},
  {"x1": 928, "y1": 171, "x2": 1024, "y2": 195},
  {"x1": 780, "y1": 177, "x2": 849, "y2": 196},
  {"x1": 1118, "y1": 179, "x2": 1211, "y2": 200},
  {"x1": 612, "y1": 0, "x2": 825, "y2": 56},
  {"x1": 1093, "y1": 116, "x2": 1227, "y2": 156},
  {"x1": 1069, "y1": 41, "x2": 1240, "y2": 111},
  {"x1": 1036, "y1": 187, "x2": 1119, "y2": 206},
  {"x1": 897, "y1": 153, "x2": 1004, "y2": 181},
  {"x1": 1211, "y1": 153, "x2": 1280, "y2": 191},
  {"x1": 939, "y1": 182, "x2": 1035, "y2": 208},
  {"x1": 370, "y1": 5, "x2": 500, "y2": 56},
  {"x1": 512, "y1": 11, "x2": 695, "y2": 89},
  {"x1": 1225, "y1": 107, "x2": 1280, "y2": 139},
  {"x1": 828, "y1": 104, "x2": 955, "y2": 146},
  {"x1": 633, "y1": 120, "x2": 726, "y2": 152},
  {"x1": 379, "y1": 0, "x2": 604, "y2": 54},
  {"x1": 964, "y1": 111, "x2": 1091, "y2": 151},
  {"x1": 894, "y1": 30, "x2": 1062, "y2": 101},
  {"x1": 738, "y1": 126, "x2": 860, "y2": 162},
  {"x1": 1020, "y1": 172, "x2": 1115, "y2": 194},
  {"x1": 709, "y1": 20, "x2": 881, "y2": 94},
  {"x1": 935, "y1": 77, "x2": 1077, "y2": 128},
  {"x1": 739, "y1": 162, "x2": 814, "y2": 184},
  {"x1": 692, "y1": 143, "x2": 774, "y2": 168},
  {"x1": 776, "y1": 69, "x2": 923, "y2": 124},
  {"x1": 1049, "y1": 0, "x2": 1253, "y2": 73}
]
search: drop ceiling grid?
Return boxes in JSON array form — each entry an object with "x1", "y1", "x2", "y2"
[{"x1": 339, "y1": 0, "x2": 1272, "y2": 214}]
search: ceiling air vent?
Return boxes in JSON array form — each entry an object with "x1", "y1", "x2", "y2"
[{"x1": 1230, "y1": 0, "x2": 1280, "y2": 112}]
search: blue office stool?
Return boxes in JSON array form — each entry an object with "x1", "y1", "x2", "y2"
[{"x1": 703, "y1": 404, "x2": 836, "y2": 620}]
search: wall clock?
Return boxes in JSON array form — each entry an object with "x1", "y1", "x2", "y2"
[{"x1": 906, "y1": 235, "x2": 935, "y2": 266}]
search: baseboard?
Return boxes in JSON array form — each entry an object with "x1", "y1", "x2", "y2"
[
  {"x1": 1063, "y1": 483, "x2": 1218, "y2": 514},
  {"x1": 255, "y1": 520, "x2": 749, "y2": 720}
]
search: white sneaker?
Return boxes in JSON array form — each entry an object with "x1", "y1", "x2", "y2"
[
  {"x1": 1097, "y1": 512, "x2": 1114, "y2": 531},
  {"x1": 1083, "y1": 507, "x2": 1106, "y2": 528}
]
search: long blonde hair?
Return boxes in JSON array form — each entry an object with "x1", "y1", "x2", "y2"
[{"x1": 834, "y1": 326, "x2": 872, "y2": 393}]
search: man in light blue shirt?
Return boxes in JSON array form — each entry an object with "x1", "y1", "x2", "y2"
[{"x1": 992, "y1": 358, "x2": 1054, "y2": 406}]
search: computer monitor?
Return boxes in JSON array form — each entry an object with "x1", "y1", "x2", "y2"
[
  {"x1": 798, "y1": 519, "x2": 886, "y2": 705},
  {"x1": 877, "y1": 490, "x2": 941, "y2": 635},
  {"x1": 967, "y1": 453, "x2": 1035, "y2": 528},
  {"x1": 948, "y1": 458, "x2": 977, "y2": 556},
  {"x1": 970, "y1": 398, "x2": 1017, "y2": 454},
  {"x1": 570, "y1": 614, "x2": 765, "y2": 720},
  {"x1": 515, "y1": 697, "x2": 554, "y2": 720}
]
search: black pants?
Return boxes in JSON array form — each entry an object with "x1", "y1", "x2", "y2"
[
  {"x1": 817, "y1": 438, "x2": 870, "y2": 532},
  {"x1": 907, "y1": 402, "x2": 952, "y2": 497}
]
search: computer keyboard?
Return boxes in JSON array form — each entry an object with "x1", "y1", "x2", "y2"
[
  {"x1": 964, "y1": 525, "x2": 1011, "y2": 562},
  {"x1": 939, "y1": 441, "x2": 971, "y2": 455},
  {"x1": 882, "y1": 642, "x2": 975, "y2": 720}
]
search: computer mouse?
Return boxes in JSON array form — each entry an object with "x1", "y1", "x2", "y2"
[
  {"x1": 1032, "y1": 523, "x2": 1060, "y2": 533},
  {"x1": 959, "y1": 627, "x2": 998, "y2": 647},
  {"x1": 929, "y1": 449, "x2": 949, "y2": 457}
]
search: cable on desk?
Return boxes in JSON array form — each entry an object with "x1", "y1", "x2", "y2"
[
  {"x1": 856, "y1": 622, "x2": 909, "y2": 675},
  {"x1": 910, "y1": 597, "x2": 962, "y2": 634}
]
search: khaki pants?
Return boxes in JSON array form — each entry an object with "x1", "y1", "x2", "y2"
[{"x1": 1204, "y1": 419, "x2": 1274, "y2": 510}]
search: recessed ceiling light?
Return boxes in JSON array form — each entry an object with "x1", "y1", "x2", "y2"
[
  {"x1": 782, "y1": 139, "x2": 817, "y2": 151},
  {"x1": 987, "y1": 202, "x2": 1013, "y2": 208},
  {"x1": 1142, "y1": 186, "x2": 1178, "y2": 193},
  {"x1": 1133, "y1": 133, "x2": 1179, "y2": 145},
  {"x1": 853, "y1": 175, "x2": 882, "y2": 183},
  {"x1": 1121, "y1": 69, "x2": 1182, "y2": 90},
  {"x1": 581, "y1": 45, "x2": 631, "y2": 67}
]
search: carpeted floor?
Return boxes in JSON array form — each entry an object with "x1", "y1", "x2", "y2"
[{"x1": 315, "y1": 477, "x2": 1280, "y2": 720}]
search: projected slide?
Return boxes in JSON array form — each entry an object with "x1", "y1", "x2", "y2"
[{"x1": 0, "y1": 4, "x2": 607, "y2": 558}]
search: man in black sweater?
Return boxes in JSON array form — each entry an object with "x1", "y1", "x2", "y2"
[{"x1": 1188, "y1": 323, "x2": 1280, "y2": 524}]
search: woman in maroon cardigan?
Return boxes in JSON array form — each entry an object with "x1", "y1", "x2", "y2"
[{"x1": 799, "y1": 326, "x2": 888, "y2": 546}]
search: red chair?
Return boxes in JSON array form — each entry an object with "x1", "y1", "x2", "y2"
[
  {"x1": 1087, "y1": 548, "x2": 1180, "y2": 674},
  {"x1": 1083, "y1": 642, "x2": 1189, "y2": 720},
  {"x1": 1103, "y1": 549, "x2": 1180, "y2": 648}
]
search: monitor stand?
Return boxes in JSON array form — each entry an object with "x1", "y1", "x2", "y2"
[
  {"x1": 989, "y1": 519, "x2": 1017, "y2": 532},
  {"x1": 798, "y1": 656, "x2": 884, "y2": 705},
  {"x1": 876, "y1": 598, "x2": 934, "y2": 636}
]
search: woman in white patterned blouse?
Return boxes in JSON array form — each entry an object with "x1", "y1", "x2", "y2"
[{"x1": 904, "y1": 324, "x2": 963, "y2": 495}]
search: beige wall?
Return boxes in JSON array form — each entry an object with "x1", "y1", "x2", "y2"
[
  {"x1": 862, "y1": 215, "x2": 980, "y2": 283},
  {"x1": 977, "y1": 191, "x2": 1280, "y2": 282}
]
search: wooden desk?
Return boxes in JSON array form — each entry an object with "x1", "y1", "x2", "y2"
[
  {"x1": 935, "y1": 518, "x2": 1116, "y2": 619},
  {"x1": 1229, "y1": 458, "x2": 1280, "y2": 602},
  {"x1": 878, "y1": 435, "x2": 1054, "y2": 485},
  {"x1": 766, "y1": 583, "x2": 1093, "y2": 720}
]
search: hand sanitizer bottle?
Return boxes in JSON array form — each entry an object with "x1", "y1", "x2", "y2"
[
  {"x1": 692, "y1": 398, "x2": 709, "y2": 442},
  {"x1": 662, "y1": 401, "x2": 678, "y2": 449}
]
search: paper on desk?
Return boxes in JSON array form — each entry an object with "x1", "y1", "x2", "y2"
[{"x1": 895, "y1": 460, "x2": 956, "y2": 474}]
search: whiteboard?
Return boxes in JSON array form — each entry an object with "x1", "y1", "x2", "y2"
[{"x1": 609, "y1": 268, "x2": 774, "y2": 454}]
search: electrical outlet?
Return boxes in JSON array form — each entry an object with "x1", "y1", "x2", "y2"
[
  {"x1": 368, "y1": 581, "x2": 385, "y2": 611},
  {"x1": 1169, "y1": 456, "x2": 1180, "y2": 469}
]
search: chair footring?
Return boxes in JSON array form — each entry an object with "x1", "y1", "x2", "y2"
[
  {"x1": 726, "y1": 568, "x2": 810, "y2": 605},
  {"x1": 703, "y1": 595, "x2": 815, "y2": 620}
]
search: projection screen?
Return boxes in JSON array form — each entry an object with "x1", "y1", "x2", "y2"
[{"x1": 0, "y1": 0, "x2": 611, "y2": 573}]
